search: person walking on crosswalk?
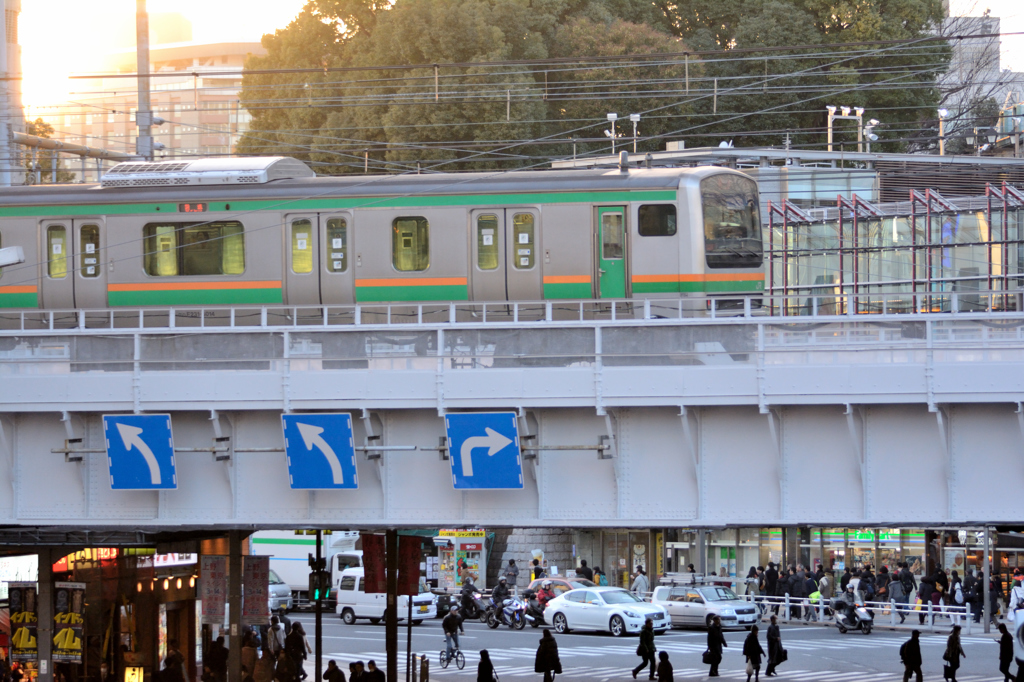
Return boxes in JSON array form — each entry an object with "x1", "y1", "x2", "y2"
[
  {"x1": 742, "y1": 625, "x2": 766, "y2": 682},
  {"x1": 942, "y1": 625, "x2": 966, "y2": 682},
  {"x1": 765, "y1": 615, "x2": 782, "y2": 677},
  {"x1": 706, "y1": 615, "x2": 727, "y2": 677},
  {"x1": 900, "y1": 630, "x2": 923, "y2": 682},
  {"x1": 997, "y1": 622, "x2": 1015, "y2": 682},
  {"x1": 632, "y1": 618, "x2": 657, "y2": 680}
]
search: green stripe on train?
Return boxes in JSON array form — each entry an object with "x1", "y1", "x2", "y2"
[
  {"x1": 355, "y1": 284, "x2": 469, "y2": 303},
  {"x1": 0, "y1": 292, "x2": 39, "y2": 308},
  {"x1": 107, "y1": 287, "x2": 283, "y2": 307},
  {"x1": 543, "y1": 282, "x2": 593, "y2": 299},
  {"x1": 0, "y1": 190, "x2": 678, "y2": 218}
]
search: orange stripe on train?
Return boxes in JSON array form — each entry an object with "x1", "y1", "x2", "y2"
[
  {"x1": 355, "y1": 277, "x2": 468, "y2": 287},
  {"x1": 542, "y1": 275, "x2": 591, "y2": 284},
  {"x1": 108, "y1": 280, "x2": 282, "y2": 292},
  {"x1": 0, "y1": 285, "x2": 38, "y2": 294}
]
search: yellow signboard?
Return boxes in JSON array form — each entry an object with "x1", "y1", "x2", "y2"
[{"x1": 439, "y1": 529, "x2": 485, "y2": 538}]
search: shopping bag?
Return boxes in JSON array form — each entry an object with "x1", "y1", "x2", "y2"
[
  {"x1": 913, "y1": 598, "x2": 923, "y2": 611},
  {"x1": 746, "y1": 661, "x2": 754, "y2": 676}
]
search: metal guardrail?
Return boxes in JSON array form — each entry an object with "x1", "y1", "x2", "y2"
[
  {"x1": 742, "y1": 593, "x2": 977, "y2": 634},
  {"x1": 1, "y1": 290, "x2": 1023, "y2": 334}
]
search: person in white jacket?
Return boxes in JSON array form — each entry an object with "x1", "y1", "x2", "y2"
[{"x1": 631, "y1": 566, "x2": 650, "y2": 597}]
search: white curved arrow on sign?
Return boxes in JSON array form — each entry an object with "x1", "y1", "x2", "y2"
[
  {"x1": 116, "y1": 423, "x2": 162, "y2": 485},
  {"x1": 460, "y1": 427, "x2": 513, "y2": 477},
  {"x1": 297, "y1": 422, "x2": 344, "y2": 485}
]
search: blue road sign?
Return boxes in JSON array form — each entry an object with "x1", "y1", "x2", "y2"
[
  {"x1": 445, "y1": 412, "x2": 522, "y2": 489},
  {"x1": 103, "y1": 414, "x2": 177, "y2": 490},
  {"x1": 281, "y1": 413, "x2": 358, "y2": 489}
]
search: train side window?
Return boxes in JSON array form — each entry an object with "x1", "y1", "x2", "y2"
[
  {"x1": 292, "y1": 219, "x2": 313, "y2": 274},
  {"x1": 392, "y1": 217, "x2": 429, "y2": 272},
  {"x1": 477, "y1": 214, "x2": 499, "y2": 270},
  {"x1": 80, "y1": 224, "x2": 100, "y2": 278},
  {"x1": 326, "y1": 218, "x2": 348, "y2": 273},
  {"x1": 512, "y1": 213, "x2": 535, "y2": 269},
  {"x1": 638, "y1": 205, "x2": 677, "y2": 236},
  {"x1": 143, "y1": 221, "x2": 245, "y2": 276},
  {"x1": 47, "y1": 225, "x2": 69, "y2": 279}
]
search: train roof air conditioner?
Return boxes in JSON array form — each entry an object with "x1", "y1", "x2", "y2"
[{"x1": 100, "y1": 157, "x2": 315, "y2": 188}]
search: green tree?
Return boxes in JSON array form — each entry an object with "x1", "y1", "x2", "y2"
[{"x1": 24, "y1": 118, "x2": 76, "y2": 184}]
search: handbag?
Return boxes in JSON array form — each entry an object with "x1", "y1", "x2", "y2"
[
  {"x1": 702, "y1": 650, "x2": 713, "y2": 665},
  {"x1": 779, "y1": 648, "x2": 789, "y2": 663},
  {"x1": 746, "y1": 661, "x2": 754, "y2": 676}
]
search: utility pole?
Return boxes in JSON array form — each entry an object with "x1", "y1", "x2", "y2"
[
  {"x1": 0, "y1": 0, "x2": 12, "y2": 187},
  {"x1": 315, "y1": 530, "x2": 323, "y2": 682},
  {"x1": 136, "y1": 0, "x2": 153, "y2": 160}
]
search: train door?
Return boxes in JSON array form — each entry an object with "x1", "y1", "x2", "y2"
[
  {"x1": 39, "y1": 220, "x2": 74, "y2": 308},
  {"x1": 470, "y1": 209, "x2": 507, "y2": 301},
  {"x1": 74, "y1": 220, "x2": 107, "y2": 309},
  {"x1": 596, "y1": 206, "x2": 627, "y2": 298},
  {"x1": 320, "y1": 212, "x2": 355, "y2": 304},
  {"x1": 284, "y1": 214, "x2": 321, "y2": 305},
  {"x1": 505, "y1": 209, "x2": 542, "y2": 301}
]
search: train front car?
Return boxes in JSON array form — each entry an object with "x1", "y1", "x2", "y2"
[{"x1": 690, "y1": 169, "x2": 765, "y2": 314}]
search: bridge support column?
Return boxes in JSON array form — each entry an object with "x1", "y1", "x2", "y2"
[
  {"x1": 228, "y1": 531, "x2": 243, "y2": 682},
  {"x1": 37, "y1": 548, "x2": 56, "y2": 682}
]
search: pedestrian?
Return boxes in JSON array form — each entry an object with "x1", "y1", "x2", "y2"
[
  {"x1": 577, "y1": 559, "x2": 594, "y2": 582},
  {"x1": 899, "y1": 562, "x2": 917, "y2": 625},
  {"x1": 535, "y1": 629, "x2": 561, "y2": 682},
  {"x1": 687, "y1": 564, "x2": 696, "y2": 574},
  {"x1": 255, "y1": 649, "x2": 275, "y2": 682},
  {"x1": 348, "y1": 662, "x2": 362, "y2": 682},
  {"x1": 745, "y1": 567, "x2": 760, "y2": 598},
  {"x1": 242, "y1": 631, "x2": 259, "y2": 677},
  {"x1": 632, "y1": 618, "x2": 657, "y2": 680},
  {"x1": 241, "y1": 666, "x2": 255, "y2": 682},
  {"x1": 631, "y1": 566, "x2": 650, "y2": 597},
  {"x1": 765, "y1": 615, "x2": 782, "y2": 677},
  {"x1": 273, "y1": 652, "x2": 296, "y2": 682},
  {"x1": 363, "y1": 661, "x2": 384, "y2": 682},
  {"x1": 764, "y1": 563, "x2": 779, "y2": 614},
  {"x1": 655, "y1": 652, "x2": 673, "y2": 682},
  {"x1": 267, "y1": 617, "x2": 286, "y2": 658},
  {"x1": 919, "y1": 572, "x2": 937, "y2": 625},
  {"x1": 840, "y1": 566, "x2": 852, "y2": 593},
  {"x1": 819, "y1": 568, "x2": 833, "y2": 619},
  {"x1": 943, "y1": 625, "x2": 966, "y2": 682},
  {"x1": 207, "y1": 637, "x2": 228, "y2": 682},
  {"x1": 594, "y1": 566, "x2": 608, "y2": 586},
  {"x1": 477, "y1": 650, "x2": 496, "y2": 682},
  {"x1": 877, "y1": 566, "x2": 892, "y2": 605},
  {"x1": 998, "y1": 623, "x2": 1014, "y2": 682},
  {"x1": 504, "y1": 559, "x2": 521, "y2": 595},
  {"x1": 900, "y1": 630, "x2": 923, "y2": 682},
  {"x1": 166, "y1": 640, "x2": 188, "y2": 682},
  {"x1": 322, "y1": 661, "x2": 346, "y2": 682},
  {"x1": 284, "y1": 623, "x2": 309, "y2": 681},
  {"x1": 964, "y1": 569, "x2": 982, "y2": 623},
  {"x1": 743, "y1": 625, "x2": 766, "y2": 682},
  {"x1": 532, "y1": 558, "x2": 546, "y2": 581},
  {"x1": 706, "y1": 615, "x2": 727, "y2": 677},
  {"x1": 950, "y1": 570, "x2": 965, "y2": 624}
]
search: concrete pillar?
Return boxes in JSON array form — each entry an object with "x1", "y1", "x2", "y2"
[
  {"x1": 697, "y1": 530, "x2": 707, "y2": 574},
  {"x1": 228, "y1": 532, "x2": 242, "y2": 682},
  {"x1": 37, "y1": 548, "x2": 55, "y2": 682}
]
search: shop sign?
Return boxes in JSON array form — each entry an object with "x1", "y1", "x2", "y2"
[
  {"x1": 53, "y1": 548, "x2": 119, "y2": 573},
  {"x1": 52, "y1": 582, "x2": 85, "y2": 663},
  {"x1": 462, "y1": 543, "x2": 482, "y2": 551},
  {"x1": 155, "y1": 553, "x2": 197, "y2": 568},
  {"x1": 199, "y1": 557, "x2": 227, "y2": 624},
  {"x1": 9, "y1": 582, "x2": 37, "y2": 662},
  {"x1": 241, "y1": 557, "x2": 270, "y2": 626},
  {"x1": 439, "y1": 529, "x2": 485, "y2": 538}
]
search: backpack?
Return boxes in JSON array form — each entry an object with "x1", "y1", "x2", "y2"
[
  {"x1": 899, "y1": 641, "x2": 907, "y2": 663},
  {"x1": 954, "y1": 583, "x2": 964, "y2": 605},
  {"x1": 901, "y1": 573, "x2": 915, "y2": 596}
]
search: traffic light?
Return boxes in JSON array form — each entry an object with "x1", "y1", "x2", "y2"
[{"x1": 308, "y1": 570, "x2": 331, "y2": 601}]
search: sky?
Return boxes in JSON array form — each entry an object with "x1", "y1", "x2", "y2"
[{"x1": 15, "y1": 0, "x2": 1024, "y2": 110}]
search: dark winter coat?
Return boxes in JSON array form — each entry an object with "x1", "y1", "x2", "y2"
[
  {"x1": 900, "y1": 638, "x2": 923, "y2": 668},
  {"x1": 743, "y1": 633, "x2": 766, "y2": 666},
  {"x1": 707, "y1": 624, "x2": 726, "y2": 664},
  {"x1": 535, "y1": 635, "x2": 561, "y2": 674}
]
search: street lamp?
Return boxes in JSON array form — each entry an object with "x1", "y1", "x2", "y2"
[
  {"x1": 967, "y1": 126, "x2": 998, "y2": 156},
  {"x1": 937, "y1": 108, "x2": 949, "y2": 156},
  {"x1": 629, "y1": 113, "x2": 641, "y2": 153},
  {"x1": 607, "y1": 113, "x2": 618, "y2": 153}
]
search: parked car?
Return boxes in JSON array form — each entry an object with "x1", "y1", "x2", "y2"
[
  {"x1": 268, "y1": 569, "x2": 293, "y2": 614},
  {"x1": 650, "y1": 584, "x2": 758, "y2": 630},
  {"x1": 525, "y1": 576, "x2": 596, "y2": 598},
  {"x1": 334, "y1": 568, "x2": 436, "y2": 625},
  {"x1": 545, "y1": 587, "x2": 668, "y2": 637}
]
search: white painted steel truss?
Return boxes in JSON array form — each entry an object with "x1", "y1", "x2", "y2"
[{"x1": 1, "y1": 301, "x2": 1023, "y2": 529}]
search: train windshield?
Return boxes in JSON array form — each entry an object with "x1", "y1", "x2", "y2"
[{"x1": 702, "y1": 174, "x2": 762, "y2": 268}]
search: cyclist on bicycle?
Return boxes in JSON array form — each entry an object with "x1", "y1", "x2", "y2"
[{"x1": 442, "y1": 606, "x2": 463, "y2": 659}]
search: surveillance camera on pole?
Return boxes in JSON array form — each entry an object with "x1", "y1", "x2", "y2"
[{"x1": 607, "y1": 113, "x2": 618, "y2": 153}]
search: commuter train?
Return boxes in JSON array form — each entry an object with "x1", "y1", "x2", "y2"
[{"x1": 0, "y1": 157, "x2": 764, "y2": 314}]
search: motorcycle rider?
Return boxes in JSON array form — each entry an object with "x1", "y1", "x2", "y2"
[
  {"x1": 461, "y1": 577, "x2": 482, "y2": 618},
  {"x1": 491, "y1": 577, "x2": 512, "y2": 623},
  {"x1": 536, "y1": 580, "x2": 557, "y2": 608},
  {"x1": 442, "y1": 606, "x2": 463, "y2": 661},
  {"x1": 837, "y1": 585, "x2": 859, "y2": 627}
]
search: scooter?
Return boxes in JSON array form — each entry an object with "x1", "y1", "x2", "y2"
[
  {"x1": 831, "y1": 597, "x2": 873, "y2": 634},
  {"x1": 459, "y1": 593, "x2": 490, "y2": 622},
  {"x1": 523, "y1": 591, "x2": 546, "y2": 628},
  {"x1": 487, "y1": 596, "x2": 527, "y2": 630}
]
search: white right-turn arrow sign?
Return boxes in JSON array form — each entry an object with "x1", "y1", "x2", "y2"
[{"x1": 460, "y1": 427, "x2": 513, "y2": 477}]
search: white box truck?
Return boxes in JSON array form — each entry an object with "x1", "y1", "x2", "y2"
[{"x1": 250, "y1": 530, "x2": 363, "y2": 609}]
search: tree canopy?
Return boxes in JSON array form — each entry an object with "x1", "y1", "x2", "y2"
[{"x1": 237, "y1": 0, "x2": 950, "y2": 170}]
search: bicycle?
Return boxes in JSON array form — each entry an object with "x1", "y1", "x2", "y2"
[{"x1": 439, "y1": 642, "x2": 466, "y2": 670}]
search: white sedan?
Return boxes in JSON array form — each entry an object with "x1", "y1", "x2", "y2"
[{"x1": 545, "y1": 587, "x2": 669, "y2": 637}]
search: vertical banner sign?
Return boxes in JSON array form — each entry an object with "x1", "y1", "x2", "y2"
[
  {"x1": 9, "y1": 582, "x2": 37, "y2": 662},
  {"x1": 52, "y1": 582, "x2": 85, "y2": 663},
  {"x1": 398, "y1": 536, "x2": 422, "y2": 597},
  {"x1": 241, "y1": 557, "x2": 270, "y2": 626},
  {"x1": 361, "y1": 533, "x2": 386, "y2": 594},
  {"x1": 200, "y1": 557, "x2": 227, "y2": 624}
]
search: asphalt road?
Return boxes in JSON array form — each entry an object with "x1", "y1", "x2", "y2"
[{"x1": 286, "y1": 610, "x2": 1013, "y2": 681}]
